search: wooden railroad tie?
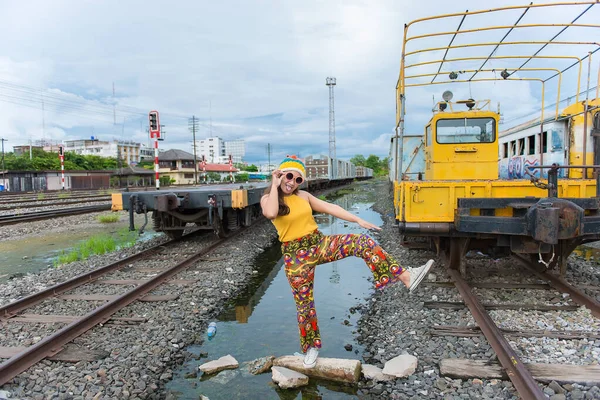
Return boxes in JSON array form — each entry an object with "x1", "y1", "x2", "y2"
[{"x1": 441, "y1": 359, "x2": 600, "y2": 386}]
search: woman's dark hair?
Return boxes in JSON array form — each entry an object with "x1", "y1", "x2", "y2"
[{"x1": 264, "y1": 183, "x2": 298, "y2": 216}]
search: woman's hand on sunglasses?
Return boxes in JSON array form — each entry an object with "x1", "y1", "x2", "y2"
[{"x1": 271, "y1": 169, "x2": 284, "y2": 186}]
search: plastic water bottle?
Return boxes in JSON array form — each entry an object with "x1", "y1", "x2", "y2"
[{"x1": 207, "y1": 322, "x2": 217, "y2": 340}]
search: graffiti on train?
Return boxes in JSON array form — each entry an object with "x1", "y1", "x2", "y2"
[
  {"x1": 507, "y1": 157, "x2": 540, "y2": 179},
  {"x1": 502, "y1": 156, "x2": 565, "y2": 179}
]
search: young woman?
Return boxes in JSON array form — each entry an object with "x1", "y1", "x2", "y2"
[{"x1": 260, "y1": 156, "x2": 434, "y2": 369}]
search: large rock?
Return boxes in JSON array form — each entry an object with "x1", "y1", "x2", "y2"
[
  {"x1": 271, "y1": 366, "x2": 309, "y2": 389},
  {"x1": 382, "y1": 354, "x2": 418, "y2": 378},
  {"x1": 362, "y1": 364, "x2": 395, "y2": 382},
  {"x1": 210, "y1": 369, "x2": 239, "y2": 385},
  {"x1": 199, "y1": 354, "x2": 239, "y2": 375},
  {"x1": 248, "y1": 355, "x2": 275, "y2": 375},
  {"x1": 273, "y1": 355, "x2": 361, "y2": 384}
]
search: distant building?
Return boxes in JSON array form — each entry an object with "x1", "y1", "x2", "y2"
[
  {"x1": 159, "y1": 149, "x2": 239, "y2": 184},
  {"x1": 1, "y1": 170, "x2": 110, "y2": 192},
  {"x1": 13, "y1": 145, "x2": 43, "y2": 157},
  {"x1": 64, "y1": 138, "x2": 141, "y2": 165},
  {"x1": 13, "y1": 140, "x2": 65, "y2": 156},
  {"x1": 196, "y1": 136, "x2": 245, "y2": 164},
  {"x1": 197, "y1": 137, "x2": 224, "y2": 164},
  {"x1": 139, "y1": 144, "x2": 155, "y2": 162},
  {"x1": 224, "y1": 139, "x2": 246, "y2": 163}
]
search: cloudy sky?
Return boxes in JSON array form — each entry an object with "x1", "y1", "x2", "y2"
[{"x1": 0, "y1": 0, "x2": 598, "y2": 166}]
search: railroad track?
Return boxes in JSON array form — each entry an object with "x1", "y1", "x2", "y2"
[
  {"x1": 0, "y1": 191, "x2": 107, "y2": 202},
  {"x1": 436, "y1": 253, "x2": 600, "y2": 400},
  {"x1": 0, "y1": 195, "x2": 111, "y2": 208},
  {"x1": 0, "y1": 227, "x2": 236, "y2": 385},
  {"x1": 0, "y1": 205, "x2": 112, "y2": 225}
]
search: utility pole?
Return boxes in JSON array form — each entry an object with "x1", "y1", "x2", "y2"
[
  {"x1": 113, "y1": 82, "x2": 116, "y2": 125},
  {"x1": 266, "y1": 143, "x2": 272, "y2": 173},
  {"x1": 0, "y1": 138, "x2": 6, "y2": 190},
  {"x1": 209, "y1": 100, "x2": 213, "y2": 137},
  {"x1": 326, "y1": 77, "x2": 337, "y2": 179},
  {"x1": 189, "y1": 116, "x2": 199, "y2": 185}
]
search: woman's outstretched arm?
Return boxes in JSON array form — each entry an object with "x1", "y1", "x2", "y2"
[{"x1": 301, "y1": 191, "x2": 381, "y2": 230}]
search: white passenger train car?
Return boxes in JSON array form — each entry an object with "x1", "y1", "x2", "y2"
[{"x1": 499, "y1": 100, "x2": 600, "y2": 179}]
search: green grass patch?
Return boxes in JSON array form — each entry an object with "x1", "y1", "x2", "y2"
[
  {"x1": 323, "y1": 187, "x2": 356, "y2": 201},
  {"x1": 317, "y1": 195, "x2": 327, "y2": 201},
  {"x1": 54, "y1": 228, "x2": 138, "y2": 266},
  {"x1": 37, "y1": 193, "x2": 46, "y2": 200},
  {"x1": 335, "y1": 188, "x2": 355, "y2": 196},
  {"x1": 57, "y1": 193, "x2": 71, "y2": 199},
  {"x1": 97, "y1": 213, "x2": 120, "y2": 223}
]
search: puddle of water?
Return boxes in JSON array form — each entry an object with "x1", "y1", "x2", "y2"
[
  {"x1": 0, "y1": 215, "x2": 157, "y2": 282},
  {"x1": 166, "y1": 195, "x2": 382, "y2": 399}
]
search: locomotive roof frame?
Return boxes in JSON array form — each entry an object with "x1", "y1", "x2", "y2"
[
  {"x1": 393, "y1": 1, "x2": 600, "y2": 181},
  {"x1": 396, "y1": 1, "x2": 599, "y2": 125}
]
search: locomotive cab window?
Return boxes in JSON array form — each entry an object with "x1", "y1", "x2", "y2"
[{"x1": 436, "y1": 118, "x2": 495, "y2": 144}]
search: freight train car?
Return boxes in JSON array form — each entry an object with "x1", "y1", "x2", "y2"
[
  {"x1": 112, "y1": 157, "x2": 372, "y2": 239},
  {"x1": 390, "y1": 2, "x2": 600, "y2": 276}
]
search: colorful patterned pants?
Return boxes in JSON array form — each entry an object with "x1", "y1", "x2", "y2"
[{"x1": 282, "y1": 230, "x2": 405, "y2": 353}]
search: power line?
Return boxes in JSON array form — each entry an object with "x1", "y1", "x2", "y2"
[{"x1": 0, "y1": 78, "x2": 195, "y2": 121}]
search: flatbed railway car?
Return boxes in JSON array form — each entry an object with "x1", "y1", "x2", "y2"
[
  {"x1": 112, "y1": 183, "x2": 268, "y2": 239},
  {"x1": 112, "y1": 167, "x2": 370, "y2": 239},
  {"x1": 390, "y1": 2, "x2": 600, "y2": 276}
]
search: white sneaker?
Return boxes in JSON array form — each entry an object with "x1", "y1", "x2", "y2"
[
  {"x1": 408, "y1": 259, "x2": 434, "y2": 293},
  {"x1": 303, "y1": 347, "x2": 319, "y2": 369}
]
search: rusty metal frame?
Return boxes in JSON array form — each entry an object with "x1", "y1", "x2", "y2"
[
  {"x1": 468, "y1": 5, "x2": 532, "y2": 81},
  {"x1": 432, "y1": 11, "x2": 467, "y2": 83},
  {"x1": 511, "y1": 3, "x2": 597, "y2": 75}
]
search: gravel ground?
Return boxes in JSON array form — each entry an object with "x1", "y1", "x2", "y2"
[
  {"x1": 1, "y1": 180, "x2": 599, "y2": 400},
  {"x1": 356, "y1": 180, "x2": 600, "y2": 400}
]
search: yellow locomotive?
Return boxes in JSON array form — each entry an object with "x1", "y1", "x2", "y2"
[{"x1": 390, "y1": 2, "x2": 600, "y2": 275}]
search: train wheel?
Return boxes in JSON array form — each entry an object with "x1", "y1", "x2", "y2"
[
  {"x1": 165, "y1": 218, "x2": 186, "y2": 240},
  {"x1": 444, "y1": 238, "x2": 470, "y2": 277},
  {"x1": 213, "y1": 210, "x2": 240, "y2": 238}
]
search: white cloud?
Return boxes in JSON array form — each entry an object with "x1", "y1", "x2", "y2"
[{"x1": 0, "y1": 0, "x2": 597, "y2": 165}]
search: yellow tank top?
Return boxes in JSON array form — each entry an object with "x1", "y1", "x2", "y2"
[{"x1": 272, "y1": 194, "x2": 319, "y2": 242}]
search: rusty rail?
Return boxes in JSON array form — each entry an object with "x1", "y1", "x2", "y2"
[
  {"x1": 0, "y1": 205, "x2": 111, "y2": 226},
  {"x1": 513, "y1": 254, "x2": 600, "y2": 318},
  {"x1": 446, "y1": 268, "x2": 546, "y2": 399},
  {"x1": 0, "y1": 194, "x2": 111, "y2": 207},
  {"x1": 0, "y1": 230, "x2": 235, "y2": 385},
  {"x1": 0, "y1": 239, "x2": 174, "y2": 319}
]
